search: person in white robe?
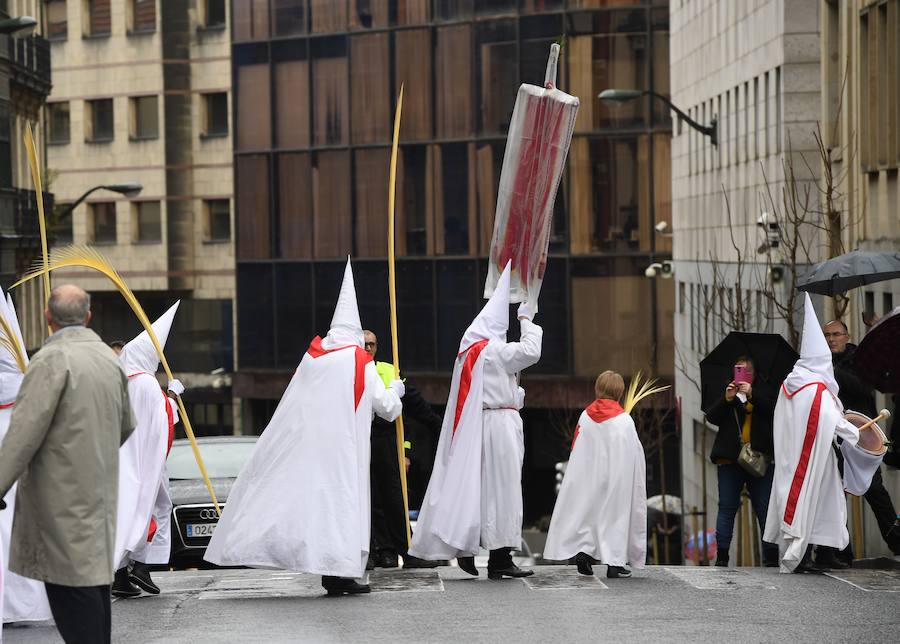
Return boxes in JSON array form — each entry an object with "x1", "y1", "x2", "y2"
[
  {"x1": 204, "y1": 258, "x2": 403, "y2": 596},
  {"x1": 113, "y1": 302, "x2": 180, "y2": 597},
  {"x1": 408, "y1": 262, "x2": 542, "y2": 579},
  {"x1": 0, "y1": 292, "x2": 52, "y2": 625},
  {"x1": 543, "y1": 370, "x2": 646, "y2": 579},
  {"x1": 764, "y1": 294, "x2": 861, "y2": 573}
]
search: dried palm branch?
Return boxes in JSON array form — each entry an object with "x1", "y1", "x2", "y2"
[
  {"x1": 623, "y1": 371, "x2": 671, "y2": 414},
  {"x1": 0, "y1": 316, "x2": 27, "y2": 372},
  {"x1": 13, "y1": 245, "x2": 221, "y2": 514}
]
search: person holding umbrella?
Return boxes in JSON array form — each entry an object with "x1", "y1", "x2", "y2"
[{"x1": 705, "y1": 357, "x2": 779, "y2": 567}]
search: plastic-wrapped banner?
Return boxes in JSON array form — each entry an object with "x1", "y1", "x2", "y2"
[{"x1": 485, "y1": 45, "x2": 579, "y2": 304}]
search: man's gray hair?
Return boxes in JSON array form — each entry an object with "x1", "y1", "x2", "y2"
[{"x1": 48, "y1": 284, "x2": 91, "y2": 327}]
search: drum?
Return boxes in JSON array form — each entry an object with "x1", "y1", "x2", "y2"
[{"x1": 843, "y1": 410, "x2": 888, "y2": 456}]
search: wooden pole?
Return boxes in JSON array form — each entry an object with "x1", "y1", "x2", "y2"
[{"x1": 388, "y1": 84, "x2": 411, "y2": 548}]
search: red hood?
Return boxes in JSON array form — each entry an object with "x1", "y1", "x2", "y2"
[{"x1": 585, "y1": 399, "x2": 625, "y2": 424}]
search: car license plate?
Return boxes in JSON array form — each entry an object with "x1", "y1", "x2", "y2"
[{"x1": 186, "y1": 523, "x2": 216, "y2": 537}]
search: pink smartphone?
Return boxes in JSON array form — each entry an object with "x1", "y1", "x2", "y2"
[{"x1": 734, "y1": 365, "x2": 753, "y2": 385}]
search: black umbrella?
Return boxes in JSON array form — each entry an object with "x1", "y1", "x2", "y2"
[
  {"x1": 699, "y1": 332, "x2": 798, "y2": 413},
  {"x1": 797, "y1": 250, "x2": 900, "y2": 296},
  {"x1": 853, "y1": 306, "x2": 900, "y2": 393}
]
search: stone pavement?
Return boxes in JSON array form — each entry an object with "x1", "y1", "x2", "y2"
[{"x1": 5, "y1": 565, "x2": 898, "y2": 643}]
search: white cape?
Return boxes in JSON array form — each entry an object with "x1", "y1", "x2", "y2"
[
  {"x1": 543, "y1": 404, "x2": 647, "y2": 568},
  {"x1": 0, "y1": 407, "x2": 52, "y2": 623},
  {"x1": 204, "y1": 340, "x2": 401, "y2": 578},
  {"x1": 114, "y1": 374, "x2": 170, "y2": 569},
  {"x1": 764, "y1": 383, "x2": 858, "y2": 572}
]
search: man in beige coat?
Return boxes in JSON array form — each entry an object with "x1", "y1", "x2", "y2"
[{"x1": 0, "y1": 285, "x2": 134, "y2": 644}]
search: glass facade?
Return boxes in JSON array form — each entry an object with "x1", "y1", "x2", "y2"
[{"x1": 232, "y1": 0, "x2": 674, "y2": 516}]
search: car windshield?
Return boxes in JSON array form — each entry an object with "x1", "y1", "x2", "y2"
[{"x1": 168, "y1": 441, "x2": 256, "y2": 480}]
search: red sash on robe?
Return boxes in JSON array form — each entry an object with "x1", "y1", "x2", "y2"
[
  {"x1": 780, "y1": 381, "x2": 828, "y2": 525},
  {"x1": 306, "y1": 336, "x2": 373, "y2": 411},
  {"x1": 452, "y1": 339, "x2": 489, "y2": 437}
]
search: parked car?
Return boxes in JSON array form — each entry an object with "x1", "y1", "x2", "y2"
[{"x1": 166, "y1": 436, "x2": 257, "y2": 568}]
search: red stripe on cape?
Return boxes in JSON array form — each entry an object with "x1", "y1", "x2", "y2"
[
  {"x1": 781, "y1": 381, "x2": 828, "y2": 525},
  {"x1": 453, "y1": 339, "x2": 489, "y2": 436},
  {"x1": 307, "y1": 336, "x2": 373, "y2": 411}
]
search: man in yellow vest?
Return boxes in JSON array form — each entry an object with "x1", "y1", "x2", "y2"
[{"x1": 363, "y1": 330, "x2": 443, "y2": 569}]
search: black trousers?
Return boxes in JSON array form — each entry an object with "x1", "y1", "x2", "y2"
[
  {"x1": 863, "y1": 468, "x2": 900, "y2": 554},
  {"x1": 370, "y1": 429, "x2": 407, "y2": 555},
  {"x1": 44, "y1": 582, "x2": 111, "y2": 644},
  {"x1": 488, "y1": 547, "x2": 513, "y2": 570}
]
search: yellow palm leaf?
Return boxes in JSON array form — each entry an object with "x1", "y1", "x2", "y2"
[
  {"x1": 0, "y1": 312, "x2": 27, "y2": 373},
  {"x1": 623, "y1": 371, "x2": 671, "y2": 414},
  {"x1": 13, "y1": 245, "x2": 221, "y2": 515}
]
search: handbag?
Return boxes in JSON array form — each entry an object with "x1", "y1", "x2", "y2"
[
  {"x1": 737, "y1": 442, "x2": 768, "y2": 478},
  {"x1": 733, "y1": 408, "x2": 768, "y2": 477}
]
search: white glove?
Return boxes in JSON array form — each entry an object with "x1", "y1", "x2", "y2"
[
  {"x1": 390, "y1": 379, "x2": 405, "y2": 399},
  {"x1": 167, "y1": 379, "x2": 185, "y2": 396},
  {"x1": 517, "y1": 299, "x2": 538, "y2": 321}
]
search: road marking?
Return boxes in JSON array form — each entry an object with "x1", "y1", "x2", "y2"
[
  {"x1": 663, "y1": 567, "x2": 779, "y2": 590},
  {"x1": 825, "y1": 570, "x2": 900, "y2": 592},
  {"x1": 370, "y1": 570, "x2": 444, "y2": 593},
  {"x1": 521, "y1": 569, "x2": 608, "y2": 590}
]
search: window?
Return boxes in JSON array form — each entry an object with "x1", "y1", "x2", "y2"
[
  {"x1": 129, "y1": 0, "x2": 156, "y2": 33},
  {"x1": 130, "y1": 96, "x2": 158, "y2": 140},
  {"x1": 48, "y1": 102, "x2": 70, "y2": 144},
  {"x1": 236, "y1": 62, "x2": 271, "y2": 150},
  {"x1": 273, "y1": 0, "x2": 306, "y2": 36},
  {"x1": 85, "y1": 0, "x2": 112, "y2": 38},
  {"x1": 47, "y1": 0, "x2": 68, "y2": 40},
  {"x1": 133, "y1": 202, "x2": 162, "y2": 243},
  {"x1": 53, "y1": 203, "x2": 74, "y2": 245},
  {"x1": 205, "y1": 200, "x2": 231, "y2": 242},
  {"x1": 202, "y1": 93, "x2": 228, "y2": 137},
  {"x1": 0, "y1": 102, "x2": 9, "y2": 188},
  {"x1": 233, "y1": 0, "x2": 269, "y2": 41},
  {"x1": 89, "y1": 202, "x2": 117, "y2": 244},
  {"x1": 312, "y1": 37, "x2": 349, "y2": 146},
  {"x1": 204, "y1": 0, "x2": 226, "y2": 28},
  {"x1": 86, "y1": 99, "x2": 114, "y2": 142}
]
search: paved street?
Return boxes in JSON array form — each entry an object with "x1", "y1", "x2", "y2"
[{"x1": 5, "y1": 565, "x2": 898, "y2": 643}]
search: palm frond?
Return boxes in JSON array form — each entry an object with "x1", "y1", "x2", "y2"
[
  {"x1": 623, "y1": 371, "x2": 671, "y2": 414},
  {"x1": 0, "y1": 313, "x2": 27, "y2": 372}
]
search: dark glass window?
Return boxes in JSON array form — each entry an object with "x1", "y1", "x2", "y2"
[
  {"x1": 87, "y1": 0, "x2": 112, "y2": 37},
  {"x1": 48, "y1": 102, "x2": 70, "y2": 144},
  {"x1": 237, "y1": 264, "x2": 275, "y2": 368},
  {"x1": 130, "y1": 0, "x2": 156, "y2": 33},
  {"x1": 206, "y1": 0, "x2": 226, "y2": 28},
  {"x1": 396, "y1": 260, "x2": 435, "y2": 371},
  {"x1": 274, "y1": 263, "x2": 314, "y2": 368},
  {"x1": 440, "y1": 143, "x2": 470, "y2": 255},
  {"x1": 87, "y1": 99, "x2": 114, "y2": 142},
  {"x1": 134, "y1": 201, "x2": 162, "y2": 243},
  {"x1": 47, "y1": 0, "x2": 68, "y2": 40},
  {"x1": 205, "y1": 199, "x2": 231, "y2": 241},
  {"x1": 90, "y1": 202, "x2": 117, "y2": 244},
  {"x1": 53, "y1": 203, "x2": 74, "y2": 244},
  {"x1": 436, "y1": 259, "x2": 479, "y2": 367},
  {"x1": 475, "y1": 20, "x2": 517, "y2": 135},
  {"x1": 272, "y1": 0, "x2": 306, "y2": 36},
  {"x1": 203, "y1": 93, "x2": 229, "y2": 136},
  {"x1": 131, "y1": 96, "x2": 159, "y2": 140},
  {"x1": 233, "y1": 0, "x2": 269, "y2": 41}
]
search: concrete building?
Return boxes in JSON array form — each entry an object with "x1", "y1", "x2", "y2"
[
  {"x1": 671, "y1": 0, "x2": 899, "y2": 562},
  {"x1": 0, "y1": 2, "x2": 53, "y2": 321},
  {"x1": 45, "y1": 0, "x2": 235, "y2": 435},
  {"x1": 229, "y1": 0, "x2": 677, "y2": 528}
]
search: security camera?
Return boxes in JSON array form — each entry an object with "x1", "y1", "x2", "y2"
[
  {"x1": 757, "y1": 211, "x2": 780, "y2": 231},
  {"x1": 769, "y1": 265, "x2": 785, "y2": 283},
  {"x1": 645, "y1": 263, "x2": 662, "y2": 278},
  {"x1": 660, "y1": 260, "x2": 674, "y2": 278},
  {"x1": 654, "y1": 221, "x2": 669, "y2": 233}
]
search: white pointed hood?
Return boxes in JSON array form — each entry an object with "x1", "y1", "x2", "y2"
[
  {"x1": 322, "y1": 257, "x2": 364, "y2": 350},
  {"x1": 0, "y1": 290, "x2": 28, "y2": 405},
  {"x1": 120, "y1": 301, "x2": 180, "y2": 376},
  {"x1": 459, "y1": 261, "x2": 511, "y2": 354},
  {"x1": 783, "y1": 294, "x2": 839, "y2": 398}
]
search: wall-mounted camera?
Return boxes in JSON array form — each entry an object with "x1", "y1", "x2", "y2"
[
  {"x1": 768, "y1": 265, "x2": 785, "y2": 284},
  {"x1": 757, "y1": 211, "x2": 781, "y2": 253},
  {"x1": 644, "y1": 260, "x2": 674, "y2": 278}
]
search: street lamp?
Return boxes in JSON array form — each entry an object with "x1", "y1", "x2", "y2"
[
  {"x1": 57, "y1": 182, "x2": 144, "y2": 220},
  {"x1": 0, "y1": 16, "x2": 37, "y2": 36},
  {"x1": 599, "y1": 88, "x2": 718, "y2": 147}
]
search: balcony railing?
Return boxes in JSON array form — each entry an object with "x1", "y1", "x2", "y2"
[
  {"x1": 0, "y1": 188, "x2": 54, "y2": 240},
  {"x1": 4, "y1": 34, "x2": 51, "y2": 96}
]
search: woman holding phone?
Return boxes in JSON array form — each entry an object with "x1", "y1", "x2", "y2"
[{"x1": 705, "y1": 357, "x2": 779, "y2": 567}]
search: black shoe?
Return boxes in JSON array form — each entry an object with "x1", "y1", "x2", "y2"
[
  {"x1": 373, "y1": 551, "x2": 399, "y2": 569},
  {"x1": 815, "y1": 551, "x2": 849, "y2": 570},
  {"x1": 487, "y1": 564, "x2": 534, "y2": 580},
  {"x1": 456, "y1": 556, "x2": 478, "y2": 577},
  {"x1": 574, "y1": 552, "x2": 593, "y2": 576},
  {"x1": 606, "y1": 565, "x2": 632, "y2": 579},
  {"x1": 714, "y1": 555, "x2": 729, "y2": 567},
  {"x1": 112, "y1": 567, "x2": 141, "y2": 598},
  {"x1": 402, "y1": 554, "x2": 439, "y2": 569},
  {"x1": 793, "y1": 558, "x2": 829, "y2": 574},
  {"x1": 129, "y1": 563, "x2": 160, "y2": 595},
  {"x1": 321, "y1": 576, "x2": 371, "y2": 596}
]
